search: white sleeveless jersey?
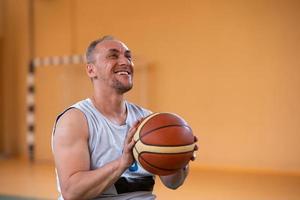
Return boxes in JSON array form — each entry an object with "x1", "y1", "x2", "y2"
[{"x1": 52, "y1": 98, "x2": 156, "y2": 200}]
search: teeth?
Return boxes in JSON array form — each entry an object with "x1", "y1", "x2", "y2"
[{"x1": 117, "y1": 71, "x2": 129, "y2": 75}]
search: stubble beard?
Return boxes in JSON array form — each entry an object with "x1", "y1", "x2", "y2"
[{"x1": 112, "y1": 79, "x2": 133, "y2": 94}]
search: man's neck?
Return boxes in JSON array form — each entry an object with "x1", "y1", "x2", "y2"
[{"x1": 91, "y1": 91, "x2": 127, "y2": 125}]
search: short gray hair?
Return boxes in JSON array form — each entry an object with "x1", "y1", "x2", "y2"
[{"x1": 85, "y1": 35, "x2": 115, "y2": 64}]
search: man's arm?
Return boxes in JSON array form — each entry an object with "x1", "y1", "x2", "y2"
[
  {"x1": 159, "y1": 165, "x2": 190, "y2": 189},
  {"x1": 159, "y1": 136, "x2": 198, "y2": 189},
  {"x1": 52, "y1": 109, "x2": 137, "y2": 200}
]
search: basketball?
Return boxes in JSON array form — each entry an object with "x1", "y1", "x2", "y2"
[{"x1": 133, "y1": 112, "x2": 196, "y2": 176}]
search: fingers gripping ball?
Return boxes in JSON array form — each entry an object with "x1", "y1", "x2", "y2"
[{"x1": 133, "y1": 113, "x2": 196, "y2": 176}]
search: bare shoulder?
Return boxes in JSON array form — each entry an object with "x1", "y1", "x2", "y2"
[
  {"x1": 56, "y1": 108, "x2": 87, "y2": 128},
  {"x1": 53, "y1": 108, "x2": 88, "y2": 148},
  {"x1": 53, "y1": 108, "x2": 91, "y2": 186}
]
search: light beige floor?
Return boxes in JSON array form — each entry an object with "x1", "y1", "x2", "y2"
[{"x1": 0, "y1": 158, "x2": 300, "y2": 200}]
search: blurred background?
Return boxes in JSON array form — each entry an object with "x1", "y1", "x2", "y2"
[{"x1": 0, "y1": 0, "x2": 300, "y2": 199}]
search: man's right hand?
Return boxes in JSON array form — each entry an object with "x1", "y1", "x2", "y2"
[{"x1": 119, "y1": 120, "x2": 141, "y2": 170}]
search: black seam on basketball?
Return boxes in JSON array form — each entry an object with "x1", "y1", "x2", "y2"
[
  {"x1": 137, "y1": 113, "x2": 158, "y2": 142},
  {"x1": 140, "y1": 124, "x2": 192, "y2": 141},
  {"x1": 135, "y1": 124, "x2": 192, "y2": 147},
  {"x1": 138, "y1": 113, "x2": 192, "y2": 138},
  {"x1": 140, "y1": 150, "x2": 194, "y2": 155},
  {"x1": 137, "y1": 125, "x2": 193, "y2": 146},
  {"x1": 139, "y1": 142, "x2": 195, "y2": 147},
  {"x1": 139, "y1": 153, "x2": 188, "y2": 171},
  {"x1": 134, "y1": 113, "x2": 193, "y2": 146}
]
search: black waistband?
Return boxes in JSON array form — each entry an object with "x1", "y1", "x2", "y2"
[{"x1": 114, "y1": 176, "x2": 155, "y2": 194}]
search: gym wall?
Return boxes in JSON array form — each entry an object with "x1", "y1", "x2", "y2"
[
  {"x1": 1, "y1": 0, "x2": 300, "y2": 174},
  {"x1": 0, "y1": 0, "x2": 30, "y2": 158}
]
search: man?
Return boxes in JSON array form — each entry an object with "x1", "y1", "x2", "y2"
[{"x1": 52, "y1": 36, "x2": 197, "y2": 200}]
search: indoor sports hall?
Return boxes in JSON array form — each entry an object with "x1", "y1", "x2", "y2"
[{"x1": 0, "y1": 0, "x2": 300, "y2": 200}]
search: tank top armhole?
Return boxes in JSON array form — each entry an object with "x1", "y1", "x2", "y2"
[
  {"x1": 53, "y1": 107, "x2": 74, "y2": 136},
  {"x1": 52, "y1": 107, "x2": 90, "y2": 139}
]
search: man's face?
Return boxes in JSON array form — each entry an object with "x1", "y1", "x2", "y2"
[{"x1": 92, "y1": 40, "x2": 134, "y2": 94}]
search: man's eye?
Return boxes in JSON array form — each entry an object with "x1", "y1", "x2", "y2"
[{"x1": 109, "y1": 54, "x2": 118, "y2": 59}]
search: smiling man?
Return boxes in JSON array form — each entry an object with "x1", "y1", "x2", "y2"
[{"x1": 52, "y1": 36, "x2": 193, "y2": 200}]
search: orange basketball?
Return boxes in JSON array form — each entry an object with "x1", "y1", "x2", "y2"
[{"x1": 133, "y1": 112, "x2": 195, "y2": 175}]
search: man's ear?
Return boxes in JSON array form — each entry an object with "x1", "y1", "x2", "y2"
[{"x1": 86, "y1": 63, "x2": 97, "y2": 79}]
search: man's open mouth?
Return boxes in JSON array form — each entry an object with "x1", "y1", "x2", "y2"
[{"x1": 115, "y1": 70, "x2": 131, "y2": 75}]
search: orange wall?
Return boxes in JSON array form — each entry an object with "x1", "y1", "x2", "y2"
[
  {"x1": 0, "y1": 0, "x2": 3, "y2": 153},
  {"x1": 1, "y1": 0, "x2": 300, "y2": 173},
  {"x1": 0, "y1": 42, "x2": 3, "y2": 153},
  {"x1": 0, "y1": 0, "x2": 29, "y2": 157}
]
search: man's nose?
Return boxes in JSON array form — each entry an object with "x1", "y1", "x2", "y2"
[{"x1": 118, "y1": 55, "x2": 132, "y2": 66}]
